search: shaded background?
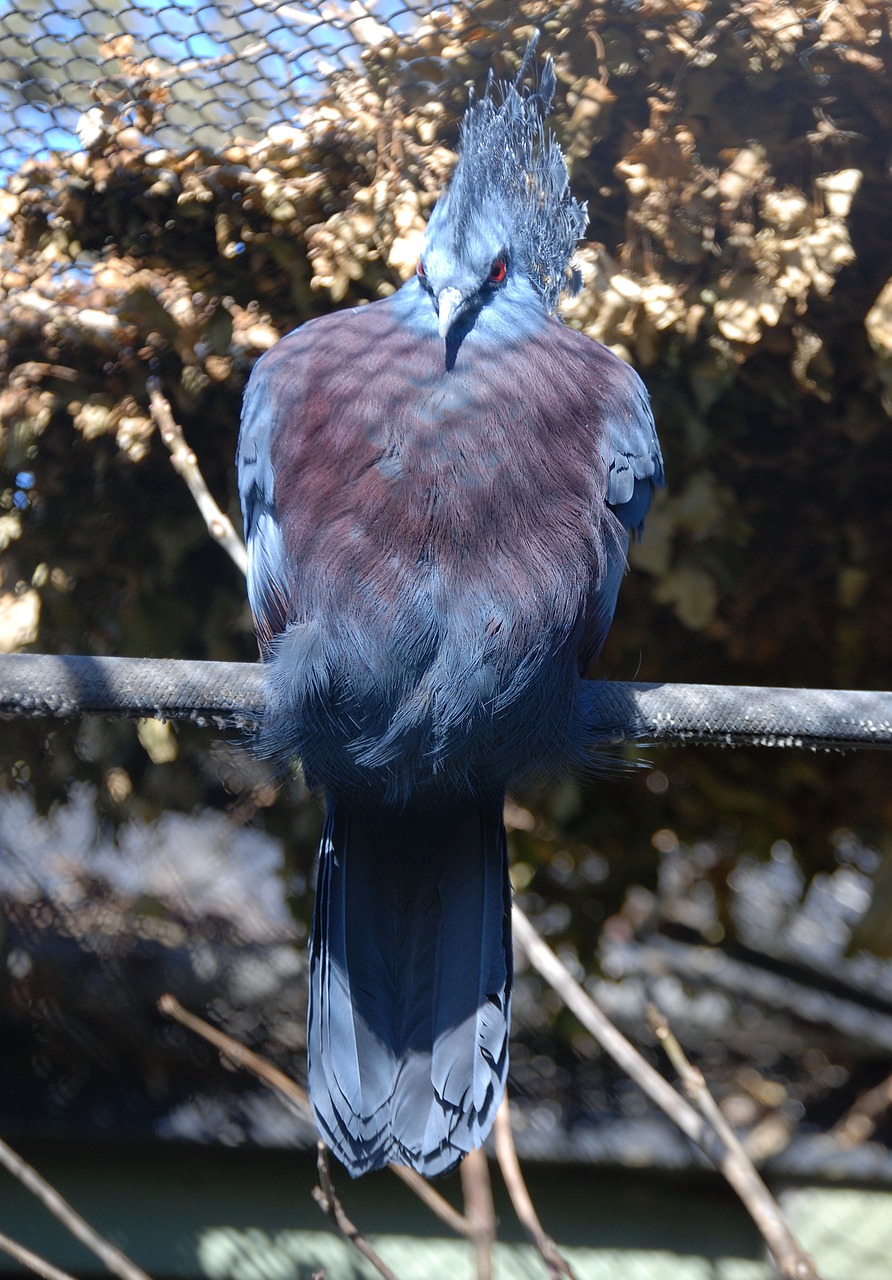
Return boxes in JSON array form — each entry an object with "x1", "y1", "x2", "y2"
[{"x1": 1, "y1": 0, "x2": 892, "y2": 1274}]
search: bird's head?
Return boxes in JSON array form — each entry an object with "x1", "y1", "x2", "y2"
[{"x1": 416, "y1": 36, "x2": 587, "y2": 341}]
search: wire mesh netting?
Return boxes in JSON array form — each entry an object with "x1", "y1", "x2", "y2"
[{"x1": 0, "y1": 0, "x2": 524, "y2": 174}]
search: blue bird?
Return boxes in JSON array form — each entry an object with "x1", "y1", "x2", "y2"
[{"x1": 237, "y1": 41, "x2": 663, "y2": 1178}]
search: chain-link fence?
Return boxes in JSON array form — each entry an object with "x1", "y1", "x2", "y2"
[{"x1": 0, "y1": 0, "x2": 529, "y2": 174}]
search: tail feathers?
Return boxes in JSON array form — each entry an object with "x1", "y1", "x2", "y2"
[{"x1": 308, "y1": 797, "x2": 511, "y2": 1177}]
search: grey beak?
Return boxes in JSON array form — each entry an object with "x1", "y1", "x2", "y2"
[{"x1": 437, "y1": 287, "x2": 465, "y2": 339}]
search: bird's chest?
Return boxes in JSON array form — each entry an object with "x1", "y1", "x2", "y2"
[
  {"x1": 360, "y1": 364, "x2": 511, "y2": 502},
  {"x1": 274, "y1": 326, "x2": 604, "y2": 602}
]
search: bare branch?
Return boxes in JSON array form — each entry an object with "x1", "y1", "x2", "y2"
[
  {"x1": 389, "y1": 1164, "x2": 471, "y2": 1238},
  {"x1": 647, "y1": 1004, "x2": 820, "y2": 1280},
  {"x1": 832, "y1": 1067, "x2": 892, "y2": 1148},
  {"x1": 511, "y1": 906, "x2": 823, "y2": 1280},
  {"x1": 0, "y1": 1229, "x2": 79, "y2": 1280},
  {"x1": 161, "y1": 997, "x2": 404, "y2": 1275},
  {"x1": 460, "y1": 1147, "x2": 496, "y2": 1280},
  {"x1": 158, "y1": 994, "x2": 472, "y2": 1239},
  {"x1": 313, "y1": 1142, "x2": 402, "y2": 1280},
  {"x1": 493, "y1": 1096, "x2": 577, "y2": 1280},
  {"x1": 647, "y1": 1001, "x2": 742, "y2": 1150},
  {"x1": 147, "y1": 378, "x2": 248, "y2": 575},
  {"x1": 512, "y1": 907, "x2": 715, "y2": 1145},
  {"x1": 0, "y1": 1136, "x2": 153, "y2": 1280},
  {"x1": 158, "y1": 993, "x2": 313, "y2": 1120}
]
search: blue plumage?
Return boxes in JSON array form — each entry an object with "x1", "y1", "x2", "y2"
[
  {"x1": 237, "y1": 38, "x2": 663, "y2": 1177},
  {"x1": 308, "y1": 799, "x2": 510, "y2": 1176}
]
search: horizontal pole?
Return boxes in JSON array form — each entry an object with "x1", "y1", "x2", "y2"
[
  {"x1": 0, "y1": 653, "x2": 265, "y2": 730},
  {"x1": 0, "y1": 653, "x2": 890, "y2": 750}
]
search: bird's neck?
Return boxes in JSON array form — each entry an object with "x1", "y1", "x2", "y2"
[{"x1": 390, "y1": 277, "x2": 549, "y2": 364}]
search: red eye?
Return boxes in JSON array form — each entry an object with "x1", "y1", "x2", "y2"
[
  {"x1": 489, "y1": 257, "x2": 506, "y2": 284},
  {"x1": 417, "y1": 259, "x2": 426, "y2": 279}
]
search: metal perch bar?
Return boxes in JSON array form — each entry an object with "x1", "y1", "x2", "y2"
[{"x1": 0, "y1": 653, "x2": 889, "y2": 751}]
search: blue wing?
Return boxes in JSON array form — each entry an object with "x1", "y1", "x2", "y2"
[
  {"x1": 581, "y1": 359, "x2": 663, "y2": 673},
  {"x1": 236, "y1": 344, "x2": 293, "y2": 656},
  {"x1": 606, "y1": 371, "x2": 664, "y2": 535}
]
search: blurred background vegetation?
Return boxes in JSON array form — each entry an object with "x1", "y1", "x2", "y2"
[{"x1": 1, "y1": 0, "x2": 892, "y2": 1190}]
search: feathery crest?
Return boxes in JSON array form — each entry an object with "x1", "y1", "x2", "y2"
[{"x1": 438, "y1": 35, "x2": 587, "y2": 313}]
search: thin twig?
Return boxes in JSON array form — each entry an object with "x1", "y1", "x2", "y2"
[
  {"x1": 493, "y1": 1096, "x2": 577, "y2": 1280},
  {"x1": 647, "y1": 1002, "x2": 820, "y2": 1280},
  {"x1": 389, "y1": 1164, "x2": 471, "y2": 1238},
  {"x1": 0, "y1": 1136, "x2": 152, "y2": 1280},
  {"x1": 312, "y1": 1142, "x2": 401, "y2": 1280},
  {"x1": 460, "y1": 1147, "x2": 496, "y2": 1280},
  {"x1": 158, "y1": 993, "x2": 313, "y2": 1120},
  {"x1": 511, "y1": 906, "x2": 823, "y2": 1280},
  {"x1": 831, "y1": 1067, "x2": 892, "y2": 1148},
  {"x1": 158, "y1": 994, "x2": 472, "y2": 1238},
  {"x1": 147, "y1": 377, "x2": 248, "y2": 575},
  {"x1": 0, "y1": 1229, "x2": 79, "y2": 1280},
  {"x1": 647, "y1": 1002, "x2": 743, "y2": 1153}
]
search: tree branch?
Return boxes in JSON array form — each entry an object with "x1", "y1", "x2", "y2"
[
  {"x1": 831, "y1": 1067, "x2": 892, "y2": 1148},
  {"x1": 0, "y1": 1229, "x2": 79, "y2": 1280},
  {"x1": 312, "y1": 1142, "x2": 401, "y2": 1280},
  {"x1": 158, "y1": 993, "x2": 313, "y2": 1120},
  {"x1": 460, "y1": 1146, "x2": 496, "y2": 1280},
  {"x1": 389, "y1": 1164, "x2": 471, "y2": 1239},
  {"x1": 647, "y1": 1003, "x2": 820, "y2": 1280},
  {"x1": 147, "y1": 378, "x2": 248, "y2": 575},
  {"x1": 161, "y1": 996, "x2": 410, "y2": 1275},
  {"x1": 511, "y1": 906, "x2": 822, "y2": 1280},
  {"x1": 158, "y1": 995, "x2": 472, "y2": 1240},
  {"x1": 0, "y1": 1136, "x2": 153, "y2": 1280},
  {"x1": 493, "y1": 1096, "x2": 577, "y2": 1280}
]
